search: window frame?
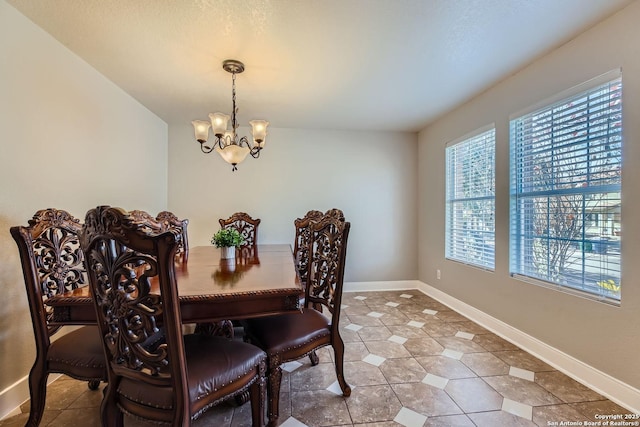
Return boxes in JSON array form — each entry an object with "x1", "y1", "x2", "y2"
[
  {"x1": 445, "y1": 125, "x2": 496, "y2": 271},
  {"x1": 509, "y1": 69, "x2": 622, "y2": 304}
]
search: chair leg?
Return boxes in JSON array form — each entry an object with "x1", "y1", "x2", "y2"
[
  {"x1": 332, "y1": 338, "x2": 352, "y2": 397},
  {"x1": 249, "y1": 361, "x2": 266, "y2": 427},
  {"x1": 100, "y1": 383, "x2": 123, "y2": 427},
  {"x1": 266, "y1": 360, "x2": 283, "y2": 427},
  {"x1": 308, "y1": 350, "x2": 319, "y2": 366},
  {"x1": 26, "y1": 364, "x2": 47, "y2": 427}
]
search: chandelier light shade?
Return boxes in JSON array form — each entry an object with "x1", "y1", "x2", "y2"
[{"x1": 192, "y1": 59, "x2": 269, "y2": 171}]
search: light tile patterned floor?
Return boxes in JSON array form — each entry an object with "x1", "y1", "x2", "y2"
[{"x1": 0, "y1": 290, "x2": 631, "y2": 427}]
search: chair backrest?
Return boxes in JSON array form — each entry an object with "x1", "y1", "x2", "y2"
[
  {"x1": 293, "y1": 210, "x2": 324, "y2": 282},
  {"x1": 129, "y1": 209, "x2": 188, "y2": 262},
  {"x1": 81, "y1": 206, "x2": 190, "y2": 423},
  {"x1": 304, "y1": 214, "x2": 350, "y2": 330},
  {"x1": 324, "y1": 208, "x2": 345, "y2": 222},
  {"x1": 219, "y1": 212, "x2": 261, "y2": 247},
  {"x1": 156, "y1": 210, "x2": 190, "y2": 262},
  {"x1": 294, "y1": 209, "x2": 345, "y2": 283},
  {"x1": 10, "y1": 209, "x2": 87, "y2": 345},
  {"x1": 129, "y1": 209, "x2": 163, "y2": 230}
]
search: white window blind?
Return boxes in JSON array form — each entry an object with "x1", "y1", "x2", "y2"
[
  {"x1": 510, "y1": 74, "x2": 622, "y2": 302},
  {"x1": 445, "y1": 127, "x2": 495, "y2": 270}
]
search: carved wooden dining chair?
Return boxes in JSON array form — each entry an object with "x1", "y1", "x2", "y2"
[
  {"x1": 219, "y1": 212, "x2": 261, "y2": 247},
  {"x1": 156, "y1": 210, "x2": 190, "y2": 262},
  {"x1": 81, "y1": 206, "x2": 267, "y2": 426},
  {"x1": 10, "y1": 208, "x2": 107, "y2": 427},
  {"x1": 292, "y1": 210, "x2": 324, "y2": 365},
  {"x1": 243, "y1": 214, "x2": 351, "y2": 426}
]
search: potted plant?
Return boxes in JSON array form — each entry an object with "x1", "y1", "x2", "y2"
[{"x1": 211, "y1": 228, "x2": 245, "y2": 259}]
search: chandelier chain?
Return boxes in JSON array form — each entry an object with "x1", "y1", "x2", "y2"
[{"x1": 231, "y1": 72, "x2": 238, "y2": 136}]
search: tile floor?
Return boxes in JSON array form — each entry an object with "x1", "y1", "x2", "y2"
[{"x1": 0, "y1": 290, "x2": 631, "y2": 427}]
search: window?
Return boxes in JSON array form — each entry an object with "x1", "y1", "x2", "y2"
[
  {"x1": 510, "y1": 71, "x2": 622, "y2": 302},
  {"x1": 445, "y1": 127, "x2": 496, "y2": 269}
]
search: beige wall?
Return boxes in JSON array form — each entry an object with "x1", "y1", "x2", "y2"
[
  {"x1": 0, "y1": 0, "x2": 168, "y2": 412},
  {"x1": 418, "y1": 1, "x2": 640, "y2": 391},
  {"x1": 168, "y1": 125, "x2": 419, "y2": 282}
]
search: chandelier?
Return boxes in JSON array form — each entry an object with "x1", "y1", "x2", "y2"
[{"x1": 192, "y1": 60, "x2": 269, "y2": 171}]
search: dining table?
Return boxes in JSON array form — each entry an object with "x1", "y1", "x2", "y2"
[{"x1": 46, "y1": 244, "x2": 303, "y2": 327}]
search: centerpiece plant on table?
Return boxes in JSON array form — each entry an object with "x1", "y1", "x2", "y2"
[{"x1": 211, "y1": 228, "x2": 245, "y2": 259}]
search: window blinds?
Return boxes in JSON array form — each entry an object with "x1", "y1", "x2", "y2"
[
  {"x1": 445, "y1": 128, "x2": 496, "y2": 270},
  {"x1": 510, "y1": 74, "x2": 622, "y2": 302}
]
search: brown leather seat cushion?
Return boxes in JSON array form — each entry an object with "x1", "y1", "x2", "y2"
[
  {"x1": 47, "y1": 325, "x2": 106, "y2": 379},
  {"x1": 117, "y1": 335, "x2": 265, "y2": 420},
  {"x1": 243, "y1": 309, "x2": 331, "y2": 356}
]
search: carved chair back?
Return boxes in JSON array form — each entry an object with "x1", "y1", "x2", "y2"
[
  {"x1": 293, "y1": 210, "x2": 323, "y2": 283},
  {"x1": 128, "y1": 209, "x2": 163, "y2": 230},
  {"x1": 294, "y1": 209, "x2": 345, "y2": 283},
  {"x1": 219, "y1": 212, "x2": 261, "y2": 247},
  {"x1": 81, "y1": 206, "x2": 191, "y2": 423},
  {"x1": 128, "y1": 209, "x2": 188, "y2": 262},
  {"x1": 157, "y1": 210, "x2": 190, "y2": 262},
  {"x1": 303, "y1": 215, "x2": 351, "y2": 330},
  {"x1": 10, "y1": 209, "x2": 87, "y2": 341},
  {"x1": 323, "y1": 208, "x2": 345, "y2": 222}
]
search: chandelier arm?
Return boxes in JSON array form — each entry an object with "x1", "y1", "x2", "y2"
[
  {"x1": 237, "y1": 136, "x2": 251, "y2": 148},
  {"x1": 200, "y1": 143, "x2": 216, "y2": 154},
  {"x1": 219, "y1": 135, "x2": 231, "y2": 148},
  {"x1": 249, "y1": 147, "x2": 262, "y2": 158}
]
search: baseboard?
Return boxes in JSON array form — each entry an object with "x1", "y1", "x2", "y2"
[
  {"x1": 414, "y1": 281, "x2": 640, "y2": 413},
  {"x1": 0, "y1": 375, "x2": 29, "y2": 420},
  {"x1": 344, "y1": 280, "x2": 419, "y2": 292},
  {"x1": 0, "y1": 374, "x2": 62, "y2": 420}
]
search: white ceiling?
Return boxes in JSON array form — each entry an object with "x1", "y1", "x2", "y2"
[{"x1": 6, "y1": 0, "x2": 633, "y2": 132}]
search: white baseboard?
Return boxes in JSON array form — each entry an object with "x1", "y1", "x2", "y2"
[
  {"x1": 0, "y1": 373, "x2": 64, "y2": 421},
  {"x1": 344, "y1": 280, "x2": 418, "y2": 293},
  {"x1": 0, "y1": 375, "x2": 29, "y2": 420}
]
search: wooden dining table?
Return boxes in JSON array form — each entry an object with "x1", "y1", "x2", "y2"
[{"x1": 47, "y1": 244, "x2": 303, "y2": 327}]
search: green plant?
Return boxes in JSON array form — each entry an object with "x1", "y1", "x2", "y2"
[{"x1": 211, "y1": 228, "x2": 245, "y2": 248}]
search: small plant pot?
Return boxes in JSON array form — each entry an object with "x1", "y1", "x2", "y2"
[{"x1": 220, "y1": 246, "x2": 236, "y2": 260}]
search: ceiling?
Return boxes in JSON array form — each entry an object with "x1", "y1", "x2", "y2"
[{"x1": 6, "y1": 0, "x2": 633, "y2": 132}]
